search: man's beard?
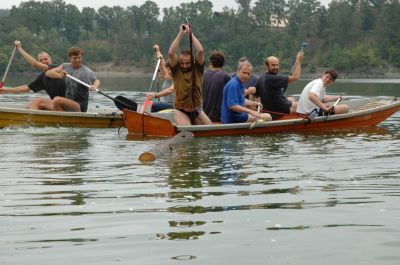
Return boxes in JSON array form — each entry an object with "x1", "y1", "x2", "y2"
[
  {"x1": 181, "y1": 67, "x2": 191, "y2": 73},
  {"x1": 269, "y1": 69, "x2": 278, "y2": 74}
]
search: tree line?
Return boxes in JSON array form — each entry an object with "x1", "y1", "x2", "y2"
[{"x1": 0, "y1": 0, "x2": 399, "y2": 77}]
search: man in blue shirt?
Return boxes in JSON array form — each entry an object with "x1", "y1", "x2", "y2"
[{"x1": 221, "y1": 62, "x2": 271, "y2": 123}]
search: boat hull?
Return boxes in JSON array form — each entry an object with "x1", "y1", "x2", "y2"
[
  {"x1": 0, "y1": 105, "x2": 123, "y2": 128},
  {"x1": 123, "y1": 98, "x2": 400, "y2": 137}
]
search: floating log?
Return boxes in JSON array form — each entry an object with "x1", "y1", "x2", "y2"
[{"x1": 138, "y1": 131, "x2": 194, "y2": 162}]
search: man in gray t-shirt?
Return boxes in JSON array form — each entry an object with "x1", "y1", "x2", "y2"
[{"x1": 46, "y1": 46, "x2": 100, "y2": 112}]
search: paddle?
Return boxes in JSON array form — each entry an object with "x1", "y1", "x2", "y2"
[
  {"x1": 333, "y1": 96, "x2": 341, "y2": 106},
  {"x1": 0, "y1": 46, "x2": 17, "y2": 88},
  {"x1": 327, "y1": 96, "x2": 342, "y2": 115},
  {"x1": 289, "y1": 42, "x2": 308, "y2": 75},
  {"x1": 249, "y1": 104, "x2": 267, "y2": 129},
  {"x1": 66, "y1": 74, "x2": 137, "y2": 111},
  {"x1": 284, "y1": 42, "x2": 308, "y2": 94},
  {"x1": 186, "y1": 18, "x2": 198, "y2": 124},
  {"x1": 142, "y1": 57, "x2": 161, "y2": 113}
]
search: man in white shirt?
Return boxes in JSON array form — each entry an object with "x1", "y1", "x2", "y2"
[{"x1": 297, "y1": 69, "x2": 349, "y2": 117}]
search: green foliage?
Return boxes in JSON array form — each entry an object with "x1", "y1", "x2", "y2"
[
  {"x1": 387, "y1": 47, "x2": 400, "y2": 67},
  {"x1": 0, "y1": 0, "x2": 399, "y2": 75},
  {"x1": 323, "y1": 43, "x2": 381, "y2": 76},
  {"x1": 0, "y1": 9, "x2": 10, "y2": 18},
  {"x1": 81, "y1": 42, "x2": 112, "y2": 63}
]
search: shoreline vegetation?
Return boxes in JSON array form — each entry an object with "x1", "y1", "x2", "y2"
[
  {"x1": 1, "y1": 1, "x2": 400, "y2": 80},
  {"x1": 87, "y1": 63, "x2": 400, "y2": 79},
  {"x1": 13, "y1": 64, "x2": 400, "y2": 80}
]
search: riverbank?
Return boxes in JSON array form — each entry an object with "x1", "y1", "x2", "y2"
[
  {"x1": 91, "y1": 63, "x2": 152, "y2": 77},
  {"x1": 91, "y1": 63, "x2": 400, "y2": 79},
  {"x1": 10, "y1": 63, "x2": 400, "y2": 79}
]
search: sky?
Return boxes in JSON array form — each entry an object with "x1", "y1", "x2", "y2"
[{"x1": 0, "y1": 0, "x2": 332, "y2": 11}]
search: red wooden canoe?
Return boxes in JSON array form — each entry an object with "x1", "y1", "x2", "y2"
[{"x1": 123, "y1": 98, "x2": 400, "y2": 138}]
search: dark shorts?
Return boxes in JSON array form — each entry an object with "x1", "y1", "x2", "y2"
[
  {"x1": 177, "y1": 108, "x2": 199, "y2": 123},
  {"x1": 273, "y1": 100, "x2": 292, "y2": 114},
  {"x1": 318, "y1": 109, "x2": 335, "y2": 116},
  {"x1": 267, "y1": 100, "x2": 292, "y2": 119}
]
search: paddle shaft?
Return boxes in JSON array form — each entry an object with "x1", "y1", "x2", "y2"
[
  {"x1": 0, "y1": 46, "x2": 17, "y2": 87},
  {"x1": 66, "y1": 73, "x2": 114, "y2": 100},
  {"x1": 148, "y1": 58, "x2": 161, "y2": 92},
  {"x1": 289, "y1": 43, "x2": 308, "y2": 75},
  {"x1": 188, "y1": 20, "x2": 197, "y2": 123},
  {"x1": 333, "y1": 97, "x2": 341, "y2": 106},
  {"x1": 249, "y1": 105, "x2": 263, "y2": 129},
  {"x1": 66, "y1": 74, "x2": 137, "y2": 111}
]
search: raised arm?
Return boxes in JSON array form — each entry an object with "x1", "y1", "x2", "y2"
[
  {"x1": 288, "y1": 51, "x2": 304, "y2": 84},
  {"x1": 153, "y1": 44, "x2": 169, "y2": 80},
  {"x1": 168, "y1": 25, "x2": 187, "y2": 68},
  {"x1": 191, "y1": 33, "x2": 204, "y2": 65},
  {"x1": 15, "y1": 40, "x2": 48, "y2": 72}
]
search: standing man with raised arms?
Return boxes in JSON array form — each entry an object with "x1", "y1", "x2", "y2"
[{"x1": 168, "y1": 23, "x2": 211, "y2": 125}]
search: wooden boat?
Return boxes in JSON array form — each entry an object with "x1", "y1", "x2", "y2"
[
  {"x1": 0, "y1": 103, "x2": 123, "y2": 128},
  {"x1": 123, "y1": 98, "x2": 400, "y2": 137}
]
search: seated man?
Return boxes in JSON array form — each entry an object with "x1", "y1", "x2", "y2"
[
  {"x1": 0, "y1": 40, "x2": 65, "y2": 110},
  {"x1": 203, "y1": 51, "x2": 231, "y2": 122},
  {"x1": 146, "y1": 44, "x2": 174, "y2": 112},
  {"x1": 221, "y1": 61, "x2": 271, "y2": 124},
  {"x1": 46, "y1": 46, "x2": 100, "y2": 112},
  {"x1": 255, "y1": 52, "x2": 304, "y2": 115},
  {"x1": 297, "y1": 69, "x2": 349, "y2": 117}
]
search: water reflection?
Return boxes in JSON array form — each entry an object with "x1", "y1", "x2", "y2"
[
  {"x1": 5, "y1": 128, "x2": 93, "y2": 209},
  {"x1": 33, "y1": 129, "x2": 91, "y2": 175},
  {"x1": 157, "y1": 231, "x2": 205, "y2": 240},
  {"x1": 167, "y1": 141, "x2": 203, "y2": 189},
  {"x1": 266, "y1": 223, "x2": 383, "y2": 230},
  {"x1": 1, "y1": 87, "x2": 400, "y2": 265}
]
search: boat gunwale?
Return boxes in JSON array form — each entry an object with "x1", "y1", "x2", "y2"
[{"x1": 176, "y1": 99, "x2": 400, "y2": 132}]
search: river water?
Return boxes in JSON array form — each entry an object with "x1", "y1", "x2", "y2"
[{"x1": 1, "y1": 76, "x2": 400, "y2": 265}]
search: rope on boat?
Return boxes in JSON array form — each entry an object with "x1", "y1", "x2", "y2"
[{"x1": 261, "y1": 109, "x2": 312, "y2": 124}]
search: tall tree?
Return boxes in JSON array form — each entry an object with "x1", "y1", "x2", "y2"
[
  {"x1": 96, "y1": 6, "x2": 115, "y2": 41},
  {"x1": 252, "y1": 0, "x2": 286, "y2": 27},
  {"x1": 81, "y1": 7, "x2": 96, "y2": 39},
  {"x1": 63, "y1": 4, "x2": 81, "y2": 43}
]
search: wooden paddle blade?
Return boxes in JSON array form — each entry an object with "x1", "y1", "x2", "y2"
[
  {"x1": 249, "y1": 118, "x2": 267, "y2": 129},
  {"x1": 0, "y1": 82, "x2": 4, "y2": 88},
  {"x1": 114, "y1": 96, "x2": 138, "y2": 111}
]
